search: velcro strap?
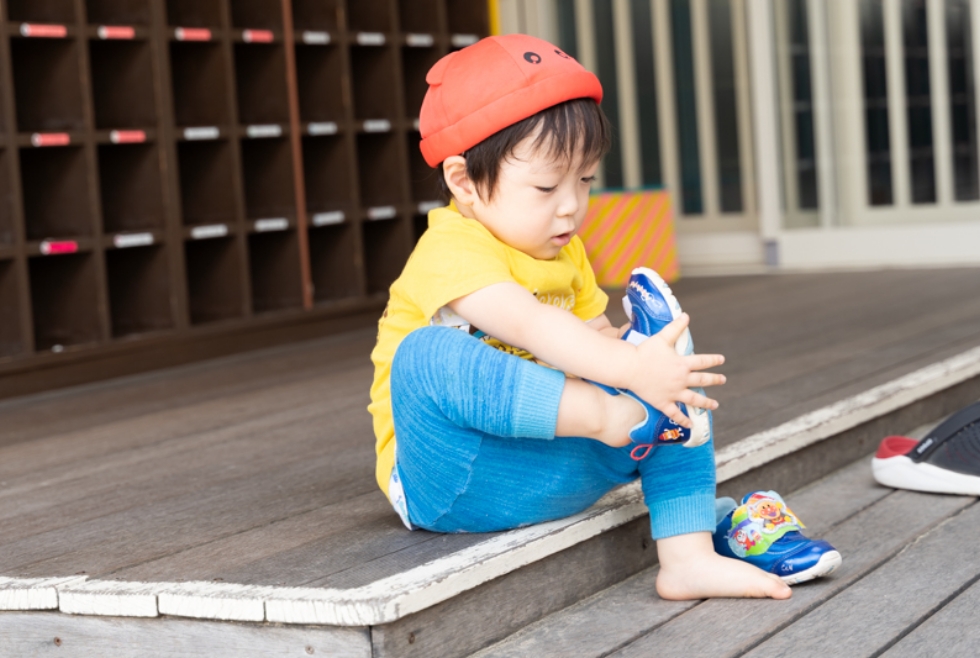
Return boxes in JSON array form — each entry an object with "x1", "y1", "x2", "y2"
[{"x1": 725, "y1": 491, "x2": 804, "y2": 557}]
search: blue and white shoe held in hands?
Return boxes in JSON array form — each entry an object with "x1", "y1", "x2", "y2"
[{"x1": 621, "y1": 267, "x2": 711, "y2": 447}]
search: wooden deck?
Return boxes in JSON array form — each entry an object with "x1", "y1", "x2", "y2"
[{"x1": 2, "y1": 267, "x2": 980, "y2": 656}]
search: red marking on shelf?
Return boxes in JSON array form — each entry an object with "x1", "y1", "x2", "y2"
[
  {"x1": 20, "y1": 24, "x2": 68, "y2": 38},
  {"x1": 40, "y1": 240, "x2": 78, "y2": 256},
  {"x1": 110, "y1": 130, "x2": 146, "y2": 144},
  {"x1": 98, "y1": 25, "x2": 136, "y2": 40},
  {"x1": 243, "y1": 29, "x2": 274, "y2": 43},
  {"x1": 175, "y1": 27, "x2": 212, "y2": 41},
  {"x1": 114, "y1": 233, "x2": 154, "y2": 248},
  {"x1": 31, "y1": 133, "x2": 71, "y2": 147}
]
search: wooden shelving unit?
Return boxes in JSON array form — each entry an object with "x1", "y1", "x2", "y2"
[{"x1": 0, "y1": 0, "x2": 489, "y2": 397}]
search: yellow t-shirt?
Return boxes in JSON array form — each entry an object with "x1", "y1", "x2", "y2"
[{"x1": 368, "y1": 205, "x2": 610, "y2": 497}]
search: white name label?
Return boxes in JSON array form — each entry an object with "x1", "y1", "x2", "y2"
[
  {"x1": 417, "y1": 200, "x2": 442, "y2": 214},
  {"x1": 357, "y1": 32, "x2": 385, "y2": 46},
  {"x1": 184, "y1": 126, "x2": 220, "y2": 140},
  {"x1": 303, "y1": 31, "x2": 330, "y2": 45},
  {"x1": 246, "y1": 124, "x2": 282, "y2": 138},
  {"x1": 367, "y1": 206, "x2": 397, "y2": 220},
  {"x1": 254, "y1": 218, "x2": 289, "y2": 232},
  {"x1": 191, "y1": 224, "x2": 228, "y2": 240},
  {"x1": 312, "y1": 211, "x2": 345, "y2": 226},
  {"x1": 308, "y1": 122, "x2": 338, "y2": 136},
  {"x1": 406, "y1": 33, "x2": 434, "y2": 47},
  {"x1": 114, "y1": 232, "x2": 154, "y2": 248},
  {"x1": 363, "y1": 119, "x2": 391, "y2": 133},
  {"x1": 451, "y1": 34, "x2": 479, "y2": 47}
]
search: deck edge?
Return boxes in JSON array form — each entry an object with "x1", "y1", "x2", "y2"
[{"x1": 5, "y1": 345, "x2": 980, "y2": 626}]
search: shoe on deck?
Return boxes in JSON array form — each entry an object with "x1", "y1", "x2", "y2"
[
  {"x1": 620, "y1": 267, "x2": 711, "y2": 448},
  {"x1": 872, "y1": 401, "x2": 980, "y2": 496},
  {"x1": 712, "y1": 491, "x2": 842, "y2": 585}
]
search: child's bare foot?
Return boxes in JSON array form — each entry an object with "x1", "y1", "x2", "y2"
[{"x1": 655, "y1": 531, "x2": 792, "y2": 600}]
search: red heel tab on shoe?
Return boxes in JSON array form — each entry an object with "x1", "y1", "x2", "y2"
[{"x1": 876, "y1": 436, "x2": 918, "y2": 459}]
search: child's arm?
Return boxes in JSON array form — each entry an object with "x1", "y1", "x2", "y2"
[
  {"x1": 586, "y1": 314, "x2": 628, "y2": 339},
  {"x1": 449, "y1": 282, "x2": 724, "y2": 428}
]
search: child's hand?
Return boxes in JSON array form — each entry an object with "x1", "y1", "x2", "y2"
[{"x1": 627, "y1": 314, "x2": 726, "y2": 428}]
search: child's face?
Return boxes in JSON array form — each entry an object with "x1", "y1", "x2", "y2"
[{"x1": 469, "y1": 137, "x2": 598, "y2": 260}]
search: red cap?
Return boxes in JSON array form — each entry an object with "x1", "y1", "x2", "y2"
[{"x1": 418, "y1": 34, "x2": 603, "y2": 167}]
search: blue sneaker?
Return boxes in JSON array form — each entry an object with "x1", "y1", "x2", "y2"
[
  {"x1": 590, "y1": 381, "x2": 694, "y2": 460},
  {"x1": 712, "y1": 491, "x2": 842, "y2": 585},
  {"x1": 621, "y1": 267, "x2": 712, "y2": 448}
]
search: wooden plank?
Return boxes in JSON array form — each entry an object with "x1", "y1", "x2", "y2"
[
  {"x1": 0, "y1": 328, "x2": 375, "y2": 452},
  {"x1": 0, "y1": 384, "x2": 373, "y2": 546},
  {"x1": 606, "y1": 490, "x2": 975, "y2": 658},
  {"x1": 0, "y1": 611, "x2": 370, "y2": 657},
  {"x1": 742, "y1": 500, "x2": 980, "y2": 658},
  {"x1": 880, "y1": 579, "x2": 980, "y2": 658},
  {"x1": 471, "y1": 453, "x2": 889, "y2": 658}
]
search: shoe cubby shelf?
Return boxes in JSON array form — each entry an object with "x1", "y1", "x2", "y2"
[{"x1": 0, "y1": 0, "x2": 487, "y2": 366}]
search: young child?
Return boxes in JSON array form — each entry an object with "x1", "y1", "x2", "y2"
[{"x1": 369, "y1": 34, "x2": 839, "y2": 600}]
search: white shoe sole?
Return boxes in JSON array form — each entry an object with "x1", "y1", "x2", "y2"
[
  {"x1": 779, "y1": 550, "x2": 843, "y2": 585},
  {"x1": 872, "y1": 455, "x2": 980, "y2": 495},
  {"x1": 624, "y1": 267, "x2": 710, "y2": 448}
]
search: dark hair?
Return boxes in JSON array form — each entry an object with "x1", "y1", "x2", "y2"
[{"x1": 436, "y1": 98, "x2": 611, "y2": 203}]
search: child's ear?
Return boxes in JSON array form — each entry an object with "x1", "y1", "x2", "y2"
[{"x1": 442, "y1": 156, "x2": 480, "y2": 206}]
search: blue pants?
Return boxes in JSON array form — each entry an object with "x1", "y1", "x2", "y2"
[{"x1": 390, "y1": 326, "x2": 717, "y2": 539}]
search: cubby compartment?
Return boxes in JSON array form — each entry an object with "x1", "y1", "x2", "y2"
[
  {"x1": 295, "y1": 44, "x2": 345, "y2": 122},
  {"x1": 184, "y1": 236, "x2": 244, "y2": 324},
  {"x1": 412, "y1": 213, "x2": 428, "y2": 243},
  {"x1": 86, "y1": 0, "x2": 152, "y2": 25},
  {"x1": 400, "y1": 0, "x2": 444, "y2": 34},
  {"x1": 20, "y1": 146, "x2": 93, "y2": 240},
  {"x1": 28, "y1": 252, "x2": 102, "y2": 351},
  {"x1": 98, "y1": 143, "x2": 165, "y2": 233},
  {"x1": 308, "y1": 223, "x2": 359, "y2": 302},
  {"x1": 105, "y1": 244, "x2": 173, "y2": 337},
  {"x1": 291, "y1": 0, "x2": 342, "y2": 32},
  {"x1": 303, "y1": 134, "x2": 354, "y2": 219},
  {"x1": 240, "y1": 137, "x2": 295, "y2": 220},
  {"x1": 401, "y1": 45, "x2": 441, "y2": 118},
  {"x1": 247, "y1": 231, "x2": 303, "y2": 313},
  {"x1": 234, "y1": 43, "x2": 289, "y2": 124},
  {"x1": 89, "y1": 40, "x2": 157, "y2": 129},
  {"x1": 357, "y1": 132, "x2": 407, "y2": 209},
  {"x1": 446, "y1": 0, "x2": 488, "y2": 37},
  {"x1": 11, "y1": 39, "x2": 86, "y2": 132},
  {"x1": 362, "y1": 218, "x2": 409, "y2": 295},
  {"x1": 0, "y1": 260, "x2": 24, "y2": 358},
  {"x1": 176, "y1": 140, "x2": 238, "y2": 226},
  {"x1": 406, "y1": 131, "x2": 441, "y2": 206},
  {"x1": 347, "y1": 0, "x2": 394, "y2": 33},
  {"x1": 350, "y1": 45, "x2": 399, "y2": 120},
  {"x1": 0, "y1": 151, "x2": 13, "y2": 245},
  {"x1": 169, "y1": 41, "x2": 231, "y2": 127},
  {"x1": 6, "y1": 0, "x2": 77, "y2": 23},
  {"x1": 230, "y1": 0, "x2": 282, "y2": 29},
  {"x1": 166, "y1": 0, "x2": 224, "y2": 28}
]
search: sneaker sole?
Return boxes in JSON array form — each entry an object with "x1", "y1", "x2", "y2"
[
  {"x1": 872, "y1": 455, "x2": 980, "y2": 495},
  {"x1": 779, "y1": 550, "x2": 843, "y2": 585},
  {"x1": 626, "y1": 267, "x2": 711, "y2": 448}
]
